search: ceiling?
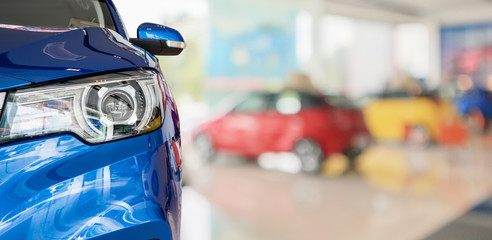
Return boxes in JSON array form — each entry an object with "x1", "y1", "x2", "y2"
[
  {"x1": 362, "y1": 0, "x2": 488, "y2": 13},
  {"x1": 321, "y1": 0, "x2": 492, "y2": 24}
]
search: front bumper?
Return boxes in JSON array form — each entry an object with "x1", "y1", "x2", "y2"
[{"x1": 0, "y1": 99, "x2": 181, "y2": 240}]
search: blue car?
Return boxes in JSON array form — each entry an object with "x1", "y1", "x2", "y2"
[
  {"x1": 455, "y1": 89, "x2": 492, "y2": 121},
  {"x1": 0, "y1": 0, "x2": 184, "y2": 239}
]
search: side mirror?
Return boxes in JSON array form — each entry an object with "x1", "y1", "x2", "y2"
[{"x1": 129, "y1": 23, "x2": 186, "y2": 56}]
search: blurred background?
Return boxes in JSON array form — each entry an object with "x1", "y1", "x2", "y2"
[{"x1": 115, "y1": 0, "x2": 492, "y2": 239}]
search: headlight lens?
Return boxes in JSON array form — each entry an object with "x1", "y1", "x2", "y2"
[{"x1": 0, "y1": 70, "x2": 165, "y2": 144}]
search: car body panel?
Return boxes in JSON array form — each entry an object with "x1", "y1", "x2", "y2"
[
  {"x1": 0, "y1": 75, "x2": 30, "y2": 91},
  {"x1": 196, "y1": 91, "x2": 366, "y2": 158},
  {"x1": 0, "y1": 0, "x2": 182, "y2": 239},
  {"x1": 0, "y1": 26, "x2": 153, "y2": 84},
  {"x1": 363, "y1": 97, "x2": 457, "y2": 141},
  {"x1": 455, "y1": 89, "x2": 492, "y2": 119},
  {"x1": 0, "y1": 89, "x2": 182, "y2": 239},
  {"x1": 105, "y1": 0, "x2": 129, "y2": 39}
]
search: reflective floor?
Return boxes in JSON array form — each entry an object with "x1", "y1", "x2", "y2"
[{"x1": 181, "y1": 137, "x2": 492, "y2": 240}]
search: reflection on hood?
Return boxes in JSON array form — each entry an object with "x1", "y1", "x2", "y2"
[{"x1": 0, "y1": 25, "x2": 150, "y2": 83}]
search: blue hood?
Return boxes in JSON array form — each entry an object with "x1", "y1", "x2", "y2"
[{"x1": 0, "y1": 26, "x2": 153, "y2": 87}]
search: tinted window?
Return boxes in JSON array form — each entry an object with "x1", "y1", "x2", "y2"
[
  {"x1": 0, "y1": 0, "x2": 115, "y2": 30},
  {"x1": 233, "y1": 93, "x2": 272, "y2": 113},
  {"x1": 325, "y1": 95, "x2": 354, "y2": 108},
  {"x1": 299, "y1": 91, "x2": 326, "y2": 109}
]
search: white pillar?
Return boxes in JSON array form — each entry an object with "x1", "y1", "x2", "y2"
[
  {"x1": 296, "y1": 0, "x2": 325, "y2": 90},
  {"x1": 426, "y1": 19, "x2": 442, "y2": 89}
]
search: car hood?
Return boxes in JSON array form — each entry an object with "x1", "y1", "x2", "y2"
[{"x1": 0, "y1": 25, "x2": 152, "y2": 88}]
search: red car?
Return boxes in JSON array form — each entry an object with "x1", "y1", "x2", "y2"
[{"x1": 193, "y1": 90, "x2": 368, "y2": 173}]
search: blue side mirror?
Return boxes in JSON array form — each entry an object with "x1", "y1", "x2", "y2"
[{"x1": 130, "y1": 23, "x2": 186, "y2": 56}]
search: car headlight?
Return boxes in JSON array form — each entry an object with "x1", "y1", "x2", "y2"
[{"x1": 0, "y1": 70, "x2": 165, "y2": 144}]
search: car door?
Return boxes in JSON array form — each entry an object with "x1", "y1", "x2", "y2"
[
  {"x1": 298, "y1": 92, "x2": 353, "y2": 154},
  {"x1": 257, "y1": 90, "x2": 303, "y2": 153},
  {"x1": 214, "y1": 92, "x2": 271, "y2": 156}
]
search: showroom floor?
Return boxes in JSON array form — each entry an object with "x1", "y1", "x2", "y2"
[{"x1": 180, "y1": 138, "x2": 492, "y2": 240}]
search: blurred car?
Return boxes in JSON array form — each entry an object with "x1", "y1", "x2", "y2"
[
  {"x1": 324, "y1": 94, "x2": 356, "y2": 109},
  {"x1": 455, "y1": 88, "x2": 492, "y2": 127},
  {"x1": 194, "y1": 90, "x2": 368, "y2": 173},
  {"x1": 363, "y1": 92, "x2": 465, "y2": 145},
  {"x1": 0, "y1": 0, "x2": 184, "y2": 239}
]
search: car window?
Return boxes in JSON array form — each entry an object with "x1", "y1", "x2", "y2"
[
  {"x1": 325, "y1": 95, "x2": 354, "y2": 108},
  {"x1": 0, "y1": 0, "x2": 115, "y2": 30},
  {"x1": 232, "y1": 93, "x2": 271, "y2": 113},
  {"x1": 299, "y1": 91, "x2": 326, "y2": 109}
]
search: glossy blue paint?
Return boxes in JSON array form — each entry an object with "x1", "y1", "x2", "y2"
[
  {"x1": 0, "y1": 92, "x2": 182, "y2": 240},
  {"x1": 105, "y1": 0, "x2": 129, "y2": 40},
  {"x1": 0, "y1": 26, "x2": 154, "y2": 83},
  {"x1": 0, "y1": 1, "x2": 183, "y2": 239},
  {"x1": 137, "y1": 23, "x2": 185, "y2": 42},
  {"x1": 0, "y1": 75, "x2": 30, "y2": 91}
]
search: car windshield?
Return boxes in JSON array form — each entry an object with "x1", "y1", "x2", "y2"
[{"x1": 0, "y1": 0, "x2": 115, "y2": 30}]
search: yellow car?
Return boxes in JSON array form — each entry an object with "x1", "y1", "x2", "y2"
[{"x1": 362, "y1": 94, "x2": 462, "y2": 143}]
